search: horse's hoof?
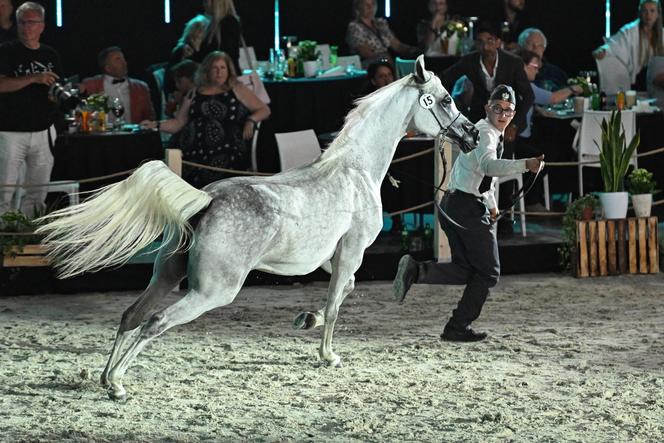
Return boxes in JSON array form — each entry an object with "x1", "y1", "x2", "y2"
[
  {"x1": 100, "y1": 373, "x2": 109, "y2": 387},
  {"x1": 293, "y1": 312, "x2": 316, "y2": 330},
  {"x1": 107, "y1": 386, "x2": 127, "y2": 402}
]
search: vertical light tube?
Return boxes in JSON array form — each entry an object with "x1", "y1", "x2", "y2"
[
  {"x1": 605, "y1": 0, "x2": 611, "y2": 38},
  {"x1": 274, "y1": 0, "x2": 280, "y2": 50},
  {"x1": 56, "y1": 0, "x2": 62, "y2": 27},
  {"x1": 385, "y1": 0, "x2": 391, "y2": 18},
  {"x1": 165, "y1": 0, "x2": 171, "y2": 24}
]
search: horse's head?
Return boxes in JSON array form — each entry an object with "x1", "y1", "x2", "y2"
[{"x1": 410, "y1": 55, "x2": 479, "y2": 153}]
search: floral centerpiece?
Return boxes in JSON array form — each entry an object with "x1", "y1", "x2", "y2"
[
  {"x1": 296, "y1": 40, "x2": 320, "y2": 77},
  {"x1": 85, "y1": 93, "x2": 110, "y2": 112},
  {"x1": 442, "y1": 20, "x2": 466, "y2": 39},
  {"x1": 627, "y1": 168, "x2": 657, "y2": 217},
  {"x1": 567, "y1": 76, "x2": 597, "y2": 98}
]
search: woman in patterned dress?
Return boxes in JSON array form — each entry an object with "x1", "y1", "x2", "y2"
[
  {"x1": 142, "y1": 51, "x2": 270, "y2": 187},
  {"x1": 346, "y1": 0, "x2": 419, "y2": 68}
]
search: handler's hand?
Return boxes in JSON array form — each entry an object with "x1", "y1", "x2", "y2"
[
  {"x1": 490, "y1": 207, "x2": 499, "y2": 221},
  {"x1": 33, "y1": 71, "x2": 59, "y2": 86},
  {"x1": 526, "y1": 154, "x2": 545, "y2": 173},
  {"x1": 140, "y1": 120, "x2": 157, "y2": 130},
  {"x1": 593, "y1": 48, "x2": 606, "y2": 60}
]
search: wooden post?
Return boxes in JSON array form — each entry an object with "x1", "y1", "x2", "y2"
[
  {"x1": 638, "y1": 218, "x2": 648, "y2": 274},
  {"x1": 577, "y1": 221, "x2": 588, "y2": 277},
  {"x1": 618, "y1": 219, "x2": 627, "y2": 273},
  {"x1": 434, "y1": 141, "x2": 453, "y2": 262},
  {"x1": 165, "y1": 149, "x2": 183, "y2": 177},
  {"x1": 589, "y1": 221, "x2": 598, "y2": 276},
  {"x1": 607, "y1": 220, "x2": 617, "y2": 274},
  {"x1": 628, "y1": 218, "x2": 637, "y2": 274},
  {"x1": 598, "y1": 221, "x2": 607, "y2": 276},
  {"x1": 648, "y1": 216, "x2": 659, "y2": 273}
]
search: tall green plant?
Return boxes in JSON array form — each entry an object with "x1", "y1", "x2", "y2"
[{"x1": 597, "y1": 110, "x2": 640, "y2": 192}]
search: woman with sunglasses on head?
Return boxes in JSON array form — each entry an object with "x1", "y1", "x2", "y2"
[{"x1": 393, "y1": 85, "x2": 543, "y2": 343}]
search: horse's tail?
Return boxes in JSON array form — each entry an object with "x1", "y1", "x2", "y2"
[{"x1": 36, "y1": 160, "x2": 212, "y2": 279}]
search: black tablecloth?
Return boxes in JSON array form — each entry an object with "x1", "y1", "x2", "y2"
[
  {"x1": 52, "y1": 131, "x2": 164, "y2": 192},
  {"x1": 532, "y1": 112, "x2": 664, "y2": 196},
  {"x1": 256, "y1": 75, "x2": 368, "y2": 172}
]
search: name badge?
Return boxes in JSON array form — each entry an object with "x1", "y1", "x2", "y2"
[{"x1": 419, "y1": 94, "x2": 435, "y2": 110}]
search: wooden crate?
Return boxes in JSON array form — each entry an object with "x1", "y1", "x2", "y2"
[
  {"x1": 2, "y1": 244, "x2": 50, "y2": 267},
  {"x1": 577, "y1": 217, "x2": 659, "y2": 277}
]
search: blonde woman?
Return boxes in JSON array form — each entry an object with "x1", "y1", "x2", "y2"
[
  {"x1": 594, "y1": 0, "x2": 664, "y2": 92},
  {"x1": 141, "y1": 51, "x2": 270, "y2": 187},
  {"x1": 194, "y1": 0, "x2": 241, "y2": 73}
]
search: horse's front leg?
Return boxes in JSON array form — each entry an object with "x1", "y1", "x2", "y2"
[{"x1": 319, "y1": 240, "x2": 363, "y2": 367}]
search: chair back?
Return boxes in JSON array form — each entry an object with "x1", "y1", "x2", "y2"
[
  {"x1": 576, "y1": 110, "x2": 637, "y2": 162},
  {"x1": 316, "y1": 44, "x2": 331, "y2": 70},
  {"x1": 395, "y1": 57, "x2": 415, "y2": 79},
  {"x1": 239, "y1": 46, "x2": 257, "y2": 72},
  {"x1": 274, "y1": 129, "x2": 322, "y2": 171}
]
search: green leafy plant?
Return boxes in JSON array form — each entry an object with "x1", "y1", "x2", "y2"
[
  {"x1": 567, "y1": 76, "x2": 597, "y2": 97},
  {"x1": 297, "y1": 40, "x2": 320, "y2": 62},
  {"x1": 85, "y1": 93, "x2": 110, "y2": 112},
  {"x1": 627, "y1": 168, "x2": 656, "y2": 195},
  {"x1": 558, "y1": 195, "x2": 600, "y2": 271},
  {"x1": 597, "y1": 110, "x2": 640, "y2": 193},
  {"x1": 443, "y1": 20, "x2": 467, "y2": 38},
  {"x1": 0, "y1": 211, "x2": 44, "y2": 256}
]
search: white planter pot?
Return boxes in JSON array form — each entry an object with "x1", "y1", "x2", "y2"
[
  {"x1": 599, "y1": 192, "x2": 629, "y2": 219},
  {"x1": 631, "y1": 193, "x2": 652, "y2": 218},
  {"x1": 303, "y1": 60, "x2": 318, "y2": 78}
]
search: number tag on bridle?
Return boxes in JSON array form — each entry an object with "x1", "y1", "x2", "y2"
[{"x1": 419, "y1": 93, "x2": 435, "y2": 110}]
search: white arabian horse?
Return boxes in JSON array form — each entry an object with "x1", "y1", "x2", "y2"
[{"x1": 37, "y1": 56, "x2": 478, "y2": 401}]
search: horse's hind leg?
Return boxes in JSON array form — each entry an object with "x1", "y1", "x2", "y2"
[
  {"x1": 106, "y1": 271, "x2": 246, "y2": 401},
  {"x1": 100, "y1": 248, "x2": 187, "y2": 387}
]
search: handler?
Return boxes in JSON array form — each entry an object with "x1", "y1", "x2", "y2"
[{"x1": 393, "y1": 84, "x2": 543, "y2": 342}]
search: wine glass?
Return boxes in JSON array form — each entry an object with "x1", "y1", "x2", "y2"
[{"x1": 109, "y1": 97, "x2": 125, "y2": 129}]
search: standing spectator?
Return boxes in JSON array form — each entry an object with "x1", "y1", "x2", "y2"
[
  {"x1": 0, "y1": 2, "x2": 61, "y2": 215},
  {"x1": 416, "y1": 0, "x2": 452, "y2": 55},
  {"x1": 80, "y1": 46, "x2": 156, "y2": 124},
  {"x1": 141, "y1": 51, "x2": 270, "y2": 187},
  {"x1": 518, "y1": 28, "x2": 569, "y2": 91},
  {"x1": 0, "y1": 0, "x2": 16, "y2": 44},
  {"x1": 594, "y1": 0, "x2": 664, "y2": 93},
  {"x1": 485, "y1": 0, "x2": 530, "y2": 50},
  {"x1": 193, "y1": 0, "x2": 241, "y2": 74},
  {"x1": 165, "y1": 14, "x2": 208, "y2": 95},
  {"x1": 346, "y1": 0, "x2": 419, "y2": 68}
]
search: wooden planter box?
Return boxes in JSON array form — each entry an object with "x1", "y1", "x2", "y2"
[
  {"x1": 2, "y1": 244, "x2": 50, "y2": 267},
  {"x1": 576, "y1": 217, "x2": 659, "y2": 277}
]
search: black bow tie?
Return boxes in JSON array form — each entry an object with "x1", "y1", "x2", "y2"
[{"x1": 112, "y1": 78, "x2": 126, "y2": 84}]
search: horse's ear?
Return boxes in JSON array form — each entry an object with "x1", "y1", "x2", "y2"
[{"x1": 414, "y1": 55, "x2": 430, "y2": 84}]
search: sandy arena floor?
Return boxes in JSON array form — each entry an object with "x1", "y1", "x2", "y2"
[{"x1": 1, "y1": 274, "x2": 663, "y2": 442}]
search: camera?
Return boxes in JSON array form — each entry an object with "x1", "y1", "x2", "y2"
[{"x1": 49, "y1": 82, "x2": 80, "y2": 112}]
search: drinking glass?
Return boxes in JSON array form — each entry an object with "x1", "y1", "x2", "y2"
[{"x1": 109, "y1": 97, "x2": 125, "y2": 129}]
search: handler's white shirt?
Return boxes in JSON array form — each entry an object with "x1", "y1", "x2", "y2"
[{"x1": 448, "y1": 118, "x2": 527, "y2": 210}]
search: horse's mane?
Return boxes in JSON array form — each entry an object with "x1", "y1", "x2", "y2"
[{"x1": 319, "y1": 74, "x2": 416, "y2": 163}]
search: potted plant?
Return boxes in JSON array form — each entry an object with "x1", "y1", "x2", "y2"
[
  {"x1": 558, "y1": 194, "x2": 599, "y2": 272},
  {"x1": 597, "y1": 110, "x2": 640, "y2": 219},
  {"x1": 627, "y1": 168, "x2": 656, "y2": 217},
  {"x1": 0, "y1": 211, "x2": 45, "y2": 266},
  {"x1": 297, "y1": 40, "x2": 320, "y2": 78}
]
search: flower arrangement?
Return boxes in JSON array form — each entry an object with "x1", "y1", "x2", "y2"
[
  {"x1": 85, "y1": 93, "x2": 110, "y2": 112},
  {"x1": 442, "y1": 20, "x2": 466, "y2": 39},
  {"x1": 627, "y1": 168, "x2": 656, "y2": 195},
  {"x1": 296, "y1": 40, "x2": 320, "y2": 62},
  {"x1": 567, "y1": 76, "x2": 597, "y2": 97}
]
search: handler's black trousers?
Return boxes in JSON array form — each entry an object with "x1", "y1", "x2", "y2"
[{"x1": 418, "y1": 191, "x2": 500, "y2": 329}]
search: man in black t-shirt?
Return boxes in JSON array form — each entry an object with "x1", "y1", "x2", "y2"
[{"x1": 0, "y1": 2, "x2": 62, "y2": 215}]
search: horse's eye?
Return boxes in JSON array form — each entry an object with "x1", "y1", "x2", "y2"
[{"x1": 442, "y1": 96, "x2": 452, "y2": 106}]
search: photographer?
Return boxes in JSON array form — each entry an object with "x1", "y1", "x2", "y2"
[{"x1": 0, "y1": 2, "x2": 62, "y2": 215}]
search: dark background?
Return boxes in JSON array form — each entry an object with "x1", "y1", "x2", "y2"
[{"x1": 26, "y1": 0, "x2": 643, "y2": 81}]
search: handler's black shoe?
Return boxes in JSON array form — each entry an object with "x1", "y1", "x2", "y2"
[
  {"x1": 441, "y1": 324, "x2": 487, "y2": 342},
  {"x1": 393, "y1": 255, "x2": 419, "y2": 304}
]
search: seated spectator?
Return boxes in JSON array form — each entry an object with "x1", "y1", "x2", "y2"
[
  {"x1": 165, "y1": 14, "x2": 208, "y2": 95},
  {"x1": 416, "y1": 0, "x2": 453, "y2": 55},
  {"x1": 362, "y1": 59, "x2": 395, "y2": 95},
  {"x1": 484, "y1": 0, "x2": 531, "y2": 51},
  {"x1": 141, "y1": 51, "x2": 270, "y2": 187},
  {"x1": 346, "y1": 0, "x2": 419, "y2": 68},
  {"x1": 515, "y1": 48, "x2": 582, "y2": 212},
  {"x1": 0, "y1": 0, "x2": 16, "y2": 44},
  {"x1": 593, "y1": 0, "x2": 664, "y2": 93},
  {"x1": 165, "y1": 59, "x2": 198, "y2": 117},
  {"x1": 81, "y1": 46, "x2": 155, "y2": 124},
  {"x1": 518, "y1": 28, "x2": 569, "y2": 91}
]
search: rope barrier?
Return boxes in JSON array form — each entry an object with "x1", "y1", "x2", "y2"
[
  {"x1": 389, "y1": 148, "x2": 435, "y2": 164},
  {"x1": 181, "y1": 160, "x2": 274, "y2": 176},
  {"x1": 388, "y1": 201, "x2": 433, "y2": 217},
  {"x1": 546, "y1": 146, "x2": 664, "y2": 167},
  {"x1": 0, "y1": 168, "x2": 136, "y2": 188}
]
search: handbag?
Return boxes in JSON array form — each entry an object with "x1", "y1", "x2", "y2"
[{"x1": 237, "y1": 33, "x2": 271, "y2": 104}]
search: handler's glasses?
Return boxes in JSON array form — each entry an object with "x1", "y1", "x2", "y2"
[{"x1": 490, "y1": 104, "x2": 516, "y2": 117}]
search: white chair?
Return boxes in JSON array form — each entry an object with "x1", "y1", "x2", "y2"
[
  {"x1": 573, "y1": 110, "x2": 637, "y2": 196},
  {"x1": 250, "y1": 121, "x2": 261, "y2": 172},
  {"x1": 395, "y1": 57, "x2": 415, "y2": 79},
  {"x1": 337, "y1": 55, "x2": 361, "y2": 71},
  {"x1": 494, "y1": 173, "x2": 527, "y2": 237},
  {"x1": 239, "y1": 46, "x2": 257, "y2": 72},
  {"x1": 274, "y1": 129, "x2": 322, "y2": 172}
]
